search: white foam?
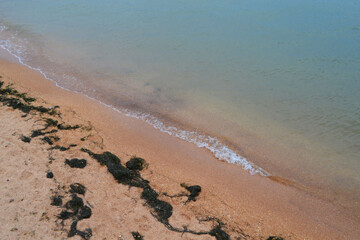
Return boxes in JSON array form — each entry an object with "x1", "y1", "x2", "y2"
[
  {"x1": 0, "y1": 25, "x2": 7, "y2": 32},
  {"x1": 0, "y1": 24, "x2": 269, "y2": 176}
]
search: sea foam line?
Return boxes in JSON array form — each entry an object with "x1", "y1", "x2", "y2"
[{"x1": 0, "y1": 25, "x2": 268, "y2": 176}]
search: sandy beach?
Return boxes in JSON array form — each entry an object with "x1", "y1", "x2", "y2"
[{"x1": 1, "y1": 52, "x2": 359, "y2": 240}]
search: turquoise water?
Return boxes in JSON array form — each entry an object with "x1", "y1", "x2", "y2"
[{"x1": 1, "y1": 0, "x2": 360, "y2": 208}]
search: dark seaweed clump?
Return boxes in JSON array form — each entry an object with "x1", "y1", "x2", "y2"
[
  {"x1": 44, "y1": 118, "x2": 58, "y2": 128},
  {"x1": 46, "y1": 171, "x2": 54, "y2": 178},
  {"x1": 65, "y1": 158, "x2": 87, "y2": 168},
  {"x1": 163, "y1": 183, "x2": 202, "y2": 204},
  {"x1": 82, "y1": 148, "x2": 230, "y2": 240},
  {"x1": 0, "y1": 83, "x2": 58, "y2": 115},
  {"x1": 209, "y1": 225, "x2": 230, "y2": 240},
  {"x1": 131, "y1": 231, "x2": 144, "y2": 240},
  {"x1": 68, "y1": 221, "x2": 92, "y2": 240},
  {"x1": 51, "y1": 195, "x2": 63, "y2": 206},
  {"x1": 181, "y1": 183, "x2": 201, "y2": 203},
  {"x1": 50, "y1": 144, "x2": 77, "y2": 152},
  {"x1": 42, "y1": 136, "x2": 54, "y2": 145},
  {"x1": 57, "y1": 195, "x2": 92, "y2": 220},
  {"x1": 53, "y1": 146, "x2": 68, "y2": 151},
  {"x1": 20, "y1": 135, "x2": 31, "y2": 143},
  {"x1": 81, "y1": 150, "x2": 146, "y2": 187},
  {"x1": 126, "y1": 157, "x2": 146, "y2": 171},
  {"x1": 78, "y1": 206, "x2": 92, "y2": 220},
  {"x1": 70, "y1": 183, "x2": 86, "y2": 195},
  {"x1": 1, "y1": 97, "x2": 32, "y2": 113},
  {"x1": 58, "y1": 210, "x2": 73, "y2": 220},
  {"x1": 81, "y1": 149, "x2": 172, "y2": 222},
  {"x1": 31, "y1": 129, "x2": 58, "y2": 138},
  {"x1": 141, "y1": 187, "x2": 173, "y2": 222},
  {"x1": 65, "y1": 194, "x2": 84, "y2": 213},
  {"x1": 57, "y1": 123, "x2": 80, "y2": 130},
  {"x1": 56, "y1": 193, "x2": 93, "y2": 239}
]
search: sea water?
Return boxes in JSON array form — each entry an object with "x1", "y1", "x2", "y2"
[{"x1": 1, "y1": 0, "x2": 359, "y2": 209}]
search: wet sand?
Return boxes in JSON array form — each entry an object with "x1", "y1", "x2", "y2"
[{"x1": 0, "y1": 53, "x2": 359, "y2": 239}]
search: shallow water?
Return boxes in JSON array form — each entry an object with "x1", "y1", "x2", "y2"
[{"x1": 1, "y1": 0, "x2": 360, "y2": 209}]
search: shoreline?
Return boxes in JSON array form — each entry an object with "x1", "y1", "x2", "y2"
[
  {"x1": 0, "y1": 43, "x2": 267, "y2": 177},
  {"x1": 2, "y1": 42, "x2": 359, "y2": 214},
  {"x1": 1, "y1": 55, "x2": 360, "y2": 239}
]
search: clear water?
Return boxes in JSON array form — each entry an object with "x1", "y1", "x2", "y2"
[{"x1": 1, "y1": 0, "x2": 360, "y2": 209}]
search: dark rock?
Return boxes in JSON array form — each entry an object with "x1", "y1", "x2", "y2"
[
  {"x1": 267, "y1": 237, "x2": 285, "y2": 240},
  {"x1": 65, "y1": 158, "x2": 87, "y2": 168}
]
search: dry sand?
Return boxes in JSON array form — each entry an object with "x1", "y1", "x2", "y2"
[{"x1": 0, "y1": 55, "x2": 359, "y2": 240}]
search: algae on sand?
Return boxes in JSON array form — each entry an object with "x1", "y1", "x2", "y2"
[
  {"x1": 82, "y1": 148, "x2": 231, "y2": 240},
  {"x1": 70, "y1": 183, "x2": 86, "y2": 195},
  {"x1": 65, "y1": 158, "x2": 87, "y2": 168}
]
